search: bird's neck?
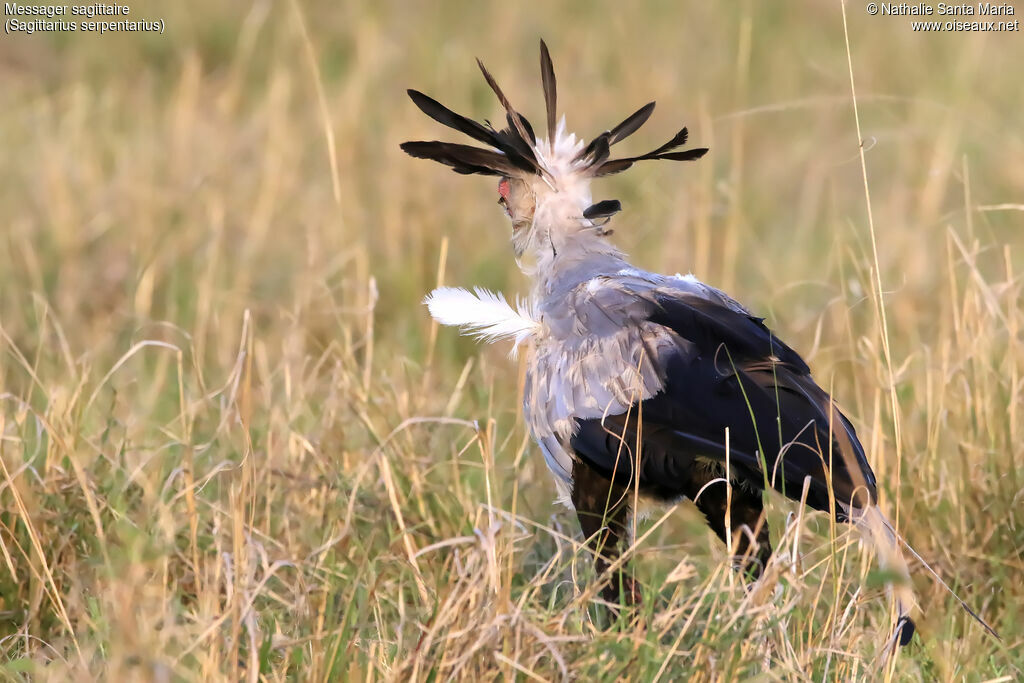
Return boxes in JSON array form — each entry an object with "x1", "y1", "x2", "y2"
[{"x1": 527, "y1": 231, "x2": 629, "y2": 299}]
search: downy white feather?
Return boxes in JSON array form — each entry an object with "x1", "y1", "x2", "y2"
[{"x1": 424, "y1": 287, "x2": 540, "y2": 354}]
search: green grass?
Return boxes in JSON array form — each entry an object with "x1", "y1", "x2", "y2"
[{"x1": 0, "y1": 0, "x2": 1021, "y2": 679}]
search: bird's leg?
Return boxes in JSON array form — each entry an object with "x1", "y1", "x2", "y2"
[
  {"x1": 571, "y1": 465, "x2": 640, "y2": 605},
  {"x1": 689, "y1": 470, "x2": 772, "y2": 581}
]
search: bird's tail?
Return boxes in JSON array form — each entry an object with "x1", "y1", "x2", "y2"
[
  {"x1": 847, "y1": 504, "x2": 1001, "y2": 647},
  {"x1": 848, "y1": 505, "x2": 917, "y2": 646}
]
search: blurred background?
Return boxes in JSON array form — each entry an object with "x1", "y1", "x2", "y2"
[{"x1": 0, "y1": 0, "x2": 1021, "y2": 679}]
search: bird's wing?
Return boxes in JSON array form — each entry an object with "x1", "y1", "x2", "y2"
[{"x1": 568, "y1": 281, "x2": 877, "y2": 516}]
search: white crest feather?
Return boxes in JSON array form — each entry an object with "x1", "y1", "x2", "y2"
[{"x1": 424, "y1": 287, "x2": 540, "y2": 353}]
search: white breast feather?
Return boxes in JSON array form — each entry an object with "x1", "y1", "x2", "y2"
[{"x1": 424, "y1": 287, "x2": 540, "y2": 353}]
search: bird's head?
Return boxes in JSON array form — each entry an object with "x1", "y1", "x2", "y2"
[{"x1": 401, "y1": 41, "x2": 708, "y2": 273}]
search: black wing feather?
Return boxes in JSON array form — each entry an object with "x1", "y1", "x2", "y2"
[
  {"x1": 570, "y1": 294, "x2": 876, "y2": 517},
  {"x1": 648, "y1": 293, "x2": 809, "y2": 373}
]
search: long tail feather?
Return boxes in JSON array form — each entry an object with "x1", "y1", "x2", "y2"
[
  {"x1": 876, "y1": 510, "x2": 1002, "y2": 642},
  {"x1": 850, "y1": 505, "x2": 917, "y2": 646},
  {"x1": 849, "y1": 504, "x2": 1001, "y2": 646}
]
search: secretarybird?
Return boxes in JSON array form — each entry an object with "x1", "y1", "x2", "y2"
[{"x1": 403, "y1": 41, "x2": 927, "y2": 644}]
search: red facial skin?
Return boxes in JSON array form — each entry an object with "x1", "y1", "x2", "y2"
[{"x1": 498, "y1": 178, "x2": 512, "y2": 217}]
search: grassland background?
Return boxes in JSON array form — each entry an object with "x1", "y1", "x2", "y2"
[{"x1": 0, "y1": 0, "x2": 1021, "y2": 680}]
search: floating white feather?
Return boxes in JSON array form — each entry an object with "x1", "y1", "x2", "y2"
[{"x1": 424, "y1": 287, "x2": 540, "y2": 353}]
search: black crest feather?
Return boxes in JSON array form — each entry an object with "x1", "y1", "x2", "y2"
[
  {"x1": 575, "y1": 131, "x2": 612, "y2": 166},
  {"x1": 596, "y1": 126, "x2": 707, "y2": 176},
  {"x1": 404, "y1": 90, "x2": 537, "y2": 174},
  {"x1": 509, "y1": 111, "x2": 537, "y2": 145},
  {"x1": 647, "y1": 127, "x2": 690, "y2": 157},
  {"x1": 595, "y1": 147, "x2": 708, "y2": 177},
  {"x1": 476, "y1": 59, "x2": 537, "y2": 156},
  {"x1": 609, "y1": 102, "x2": 656, "y2": 145},
  {"x1": 400, "y1": 141, "x2": 521, "y2": 176},
  {"x1": 583, "y1": 199, "x2": 621, "y2": 220},
  {"x1": 406, "y1": 89, "x2": 500, "y2": 148},
  {"x1": 539, "y1": 40, "x2": 558, "y2": 138},
  {"x1": 400, "y1": 41, "x2": 709, "y2": 181}
]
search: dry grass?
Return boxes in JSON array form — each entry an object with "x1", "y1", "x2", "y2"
[{"x1": 0, "y1": 1, "x2": 1021, "y2": 680}]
